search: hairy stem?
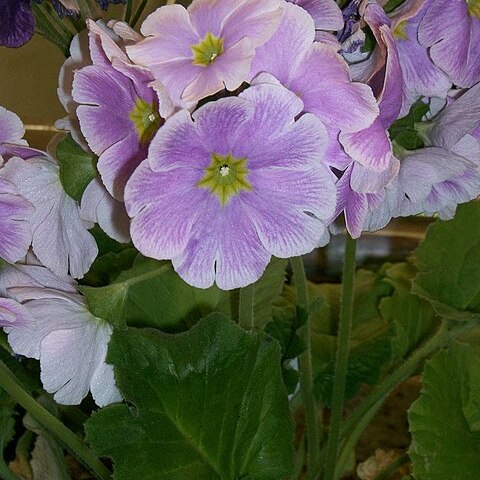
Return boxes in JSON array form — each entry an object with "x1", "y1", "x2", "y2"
[
  {"x1": 0, "y1": 360, "x2": 111, "y2": 480},
  {"x1": 291, "y1": 256, "x2": 321, "y2": 479},
  {"x1": 323, "y1": 235, "x2": 357, "y2": 480}
]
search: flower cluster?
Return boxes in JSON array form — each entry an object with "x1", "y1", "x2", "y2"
[{"x1": 1, "y1": 0, "x2": 479, "y2": 406}]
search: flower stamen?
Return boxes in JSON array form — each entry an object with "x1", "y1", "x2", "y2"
[
  {"x1": 198, "y1": 152, "x2": 252, "y2": 205},
  {"x1": 191, "y1": 32, "x2": 224, "y2": 67}
]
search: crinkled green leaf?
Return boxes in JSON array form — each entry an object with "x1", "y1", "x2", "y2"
[
  {"x1": 408, "y1": 342, "x2": 480, "y2": 479},
  {"x1": 413, "y1": 202, "x2": 480, "y2": 321},
  {"x1": 380, "y1": 263, "x2": 438, "y2": 359},
  {"x1": 56, "y1": 134, "x2": 97, "y2": 202},
  {"x1": 86, "y1": 315, "x2": 294, "y2": 480},
  {"x1": 80, "y1": 256, "x2": 218, "y2": 330}
]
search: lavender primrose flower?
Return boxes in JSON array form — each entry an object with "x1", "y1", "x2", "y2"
[
  {"x1": 125, "y1": 83, "x2": 336, "y2": 290},
  {"x1": 248, "y1": 3, "x2": 388, "y2": 171},
  {"x1": 126, "y1": 0, "x2": 283, "y2": 104},
  {"x1": 418, "y1": 0, "x2": 480, "y2": 88},
  {"x1": 72, "y1": 21, "x2": 170, "y2": 201},
  {"x1": 388, "y1": 0, "x2": 451, "y2": 115},
  {"x1": 366, "y1": 82, "x2": 480, "y2": 231},
  {"x1": 0, "y1": 261, "x2": 121, "y2": 406},
  {"x1": 0, "y1": 156, "x2": 98, "y2": 278}
]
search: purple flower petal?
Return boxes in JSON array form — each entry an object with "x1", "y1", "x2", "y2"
[
  {"x1": 249, "y1": 2, "x2": 315, "y2": 85},
  {"x1": 288, "y1": 0, "x2": 343, "y2": 31},
  {"x1": 0, "y1": 298, "x2": 34, "y2": 328},
  {"x1": 80, "y1": 178, "x2": 131, "y2": 243},
  {"x1": 0, "y1": 178, "x2": 34, "y2": 264},
  {"x1": 418, "y1": 0, "x2": 480, "y2": 87},
  {"x1": 0, "y1": 0, "x2": 35, "y2": 48},
  {"x1": 394, "y1": 9, "x2": 451, "y2": 115},
  {"x1": 125, "y1": 161, "x2": 206, "y2": 259},
  {"x1": 339, "y1": 118, "x2": 392, "y2": 171},
  {"x1": 147, "y1": 110, "x2": 207, "y2": 172},
  {"x1": 429, "y1": 82, "x2": 480, "y2": 150},
  {"x1": 291, "y1": 43, "x2": 379, "y2": 132},
  {"x1": 0, "y1": 157, "x2": 97, "y2": 279}
]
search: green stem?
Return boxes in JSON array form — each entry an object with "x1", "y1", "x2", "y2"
[
  {"x1": 124, "y1": 0, "x2": 134, "y2": 23},
  {"x1": 239, "y1": 283, "x2": 255, "y2": 330},
  {"x1": 0, "y1": 360, "x2": 111, "y2": 480},
  {"x1": 334, "y1": 318, "x2": 478, "y2": 478},
  {"x1": 131, "y1": 0, "x2": 149, "y2": 28},
  {"x1": 323, "y1": 235, "x2": 357, "y2": 480},
  {"x1": 291, "y1": 256, "x2": 320, "y2": 480},
  {"x1": 32, "y1": 3, "x2": 73, "y2": 56},
  {"x1": 373, "y1": 453, "x2": 410, "y2": 480},
  {"x1": 77, "y1": 0, "x2": 94, "y2": 19}
]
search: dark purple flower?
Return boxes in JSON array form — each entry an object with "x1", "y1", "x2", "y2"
[
  {"x1": 0, "y1": 0, "x2": 80, "y2": 48},
  {"x1": 96, "y1": 0, "x2": 126, "y2": 10},
  {"x1": 0, "y1": 0, "x2": 35, "y2": 48}
]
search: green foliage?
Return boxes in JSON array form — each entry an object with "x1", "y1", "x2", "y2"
[
  {"x1": 24, "y1": 412, "x2": 71, "y2": 480},
  {"x1": 81, "y1": 255, "x2": 287, "y2": 332},
  {"x1": 384, "y1": 0, "x2": 407, "y2": 13},
  {"x1": 0, "y1": 390, "x2": 17, "y2": 480},
  {"x1": 56, "y1": 134, "x2": 97, "y2": 202},
  {"x1": 413, "y1": 202, "x2": 480, "y2": 320},
  {"x1": 80, "y1": 255, "x2": 219, "y2": 330},
  {"x1": 311, "y1": 269, "x2": 394, "y2": 406},
  {"x1": 408, "y1": 342, "x2": 480, "y2": 480},
  {"x1": 380, "y1": 263, "x2": 439, "y2": 359},
  {"x1": 389, "y1": 100, "x2": 429, "y2": 151},
  {"x1": 86, "y1": 315, "x2": 294, "y2": 480}
]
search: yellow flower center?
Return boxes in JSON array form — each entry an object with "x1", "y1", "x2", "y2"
[
  {"x1": 129, "y1": 98, "x2": 161, "y2": 145},
  {"x1": 468, "y1": 0, "x2": 480, "y2": 18},
  {"x1": 197, "y1": 152, "x2": 252, "y2": 206},
  {"x1": 191, "y1": 32, "x2": 224, "y2": 67},
  {"x1": 393, "y1": 20, "x2": 408, "y2": 40}
]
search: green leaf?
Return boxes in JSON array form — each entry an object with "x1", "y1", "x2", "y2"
[
  {"x1": 80, "y1": 255, "x2": 219, "y2": 330},
  {"x1": 310, "y1": 270, "x2": 394, "y2": 405},
  {"x1": 82, "y1": 248, "x2": 137, "y2": 287},
  {"x1": 408, "y1": 342, "x2": 480, "y2": 479},
  {"x1": 389, "y1": 99, "x2": 429, "y2": 150},
  {"x1": 56, "y1": 134, "x2": 97, "y2": 201},
  {"x1": 315, "y1": 335, "x2": 391, "y2": 407},
  {"x1": 380, "y1": 263, "x2": 438, "y2": 359},
  {"x1": 86, "y1": 315, "x2": 294, "y2": 480},
  {"x1": 0, "y1": 392, "x2": 17, "y2": 480},
  {"x1": 413, "y1": 202, "x2": 480, "y2": 321}
]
